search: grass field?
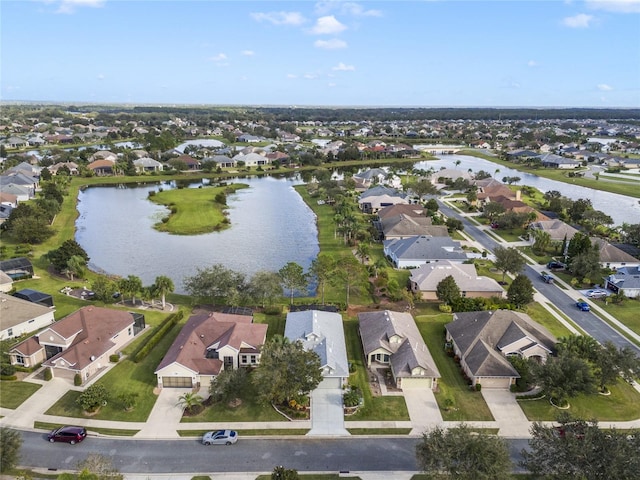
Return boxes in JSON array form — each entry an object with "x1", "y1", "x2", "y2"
[
  {"x1": 0, "y1": 381, "x2": 42, "y2": 409},
  {"x1": 149, "y1": 183, "x2": 247, "y2": 234}
]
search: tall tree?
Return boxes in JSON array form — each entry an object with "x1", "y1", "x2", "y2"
[
  {"x1": 507, "y1": 274, "x2": 534, "y2": 308},
  {"x1": 47, "y1": 239, "x2": 90, "y2": 272},
  {"x1": 64, "y1": 255, "x2": 87, "y2": 281},
  {"x1": 332, "y1": 255, "x2": 366, "y2": 305},
  {"x1": 493, "y1": 246, "x2": 525, "y2": 283},
  {"x1": 252, "y1": 335, "x2": 322, "y2": 405},
  {"x1": 118, "y1": 275, "x2": 143, "y2": 305},
  {"x1": 278, "y1": 262, "x2": 308, "y2": 305},
  {"x1": 0, "y1": 427, "x2": 22, "y2": 473},
  {"x1": 415, "y1": 424, "x2": 512, "y2": 480},
  {"x1": 436, "y1": 275, "x2": 461, "y2": 306},
  {"x1": 309, "y1": 254, "x2": 335, "y2": 305},
  {"x1": 532, "y1": 354, "x2": 596, "y2": 406},
  {"x1": 153, "y1": 275, "x2": 174, "y2": 310},
  {"x1": 183, "y1": 264, "x2": 246, "y2": 304},
  {"x1": 247, "y1": 270, "x2": 283, "y2": 308}
]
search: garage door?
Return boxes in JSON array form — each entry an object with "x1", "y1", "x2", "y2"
[
  {"x1": 478, "y1": 377, "x2": 511, "y2": 389},
  {"x1": 162, "y1": 376, "x2": 193, "y2": 388},
  {"x1": 317, "y1": 377, "x2": 342, "y2": 389},
  {"x1": 400, "y1": 377, "x2": 433, "y2": 390}
]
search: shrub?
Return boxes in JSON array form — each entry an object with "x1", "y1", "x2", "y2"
[
  {"x1": 263, "y1": 305, "x2": 282, "y2": 315},
  {"x1": 117, "y1": 391, "x2": 139, "y2": 411},
  {"x1": 438, "y1": 304, "x2": 452, "y2": 313},
  {"x1": 0, "y1": 364, "x2": 16, "y2": 376},
  {"x1": 109, "y1": 354, "x2": 120, "y2": 363},
  {"x1": 343, "y1": 386, "x2": 362, "y2": 408},
  {"x1": 475, "y1": 383, "x2": 482, "y2": 392},
  {"x1": 77, "y1": 383, "x2": 109, "y2": 412},
  {"x1": 74, "y1": 373, "x2": 82, "y2": 386},
  {"x1": 43, "y1": 368, "x2": 52, "y2": 381},
  {"x1": 0, "y1": 375, "x2": 17, "y2": 381},
  {"x1": 130, "y1": 311, "x2": 183, "y2": 363}
]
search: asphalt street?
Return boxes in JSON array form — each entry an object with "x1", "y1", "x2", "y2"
[{"x1": 18, "y1": 431, "x2": 530, "y2": 475}]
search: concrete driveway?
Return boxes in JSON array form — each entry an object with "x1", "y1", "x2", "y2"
[
  {"x1": 403, "y1": 388, "x2": 443, "y2": 435},
  {"x1": 481, "y1": 389, "x2": 531, "y2": 437},
  {"x1": 307, "y1": 387, "x2": 349, "y2": 436},
  {"x1": 137, "y1": 388, "x2": 193, "y2": 439}
]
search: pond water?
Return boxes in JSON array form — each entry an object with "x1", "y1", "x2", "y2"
[
  {"x1": 75, "y1": 175, "x2": 319, "y2": 294},
  {"x1": 176, "y1": 139, "x2": 225, "y2": 152},
  {"x1": 413, "y1": 154, "x2": 640, "y2": 226}
]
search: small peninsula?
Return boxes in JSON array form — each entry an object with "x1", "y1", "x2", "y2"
[{"x1": 149, "y1": 183, "x2": 248, "y2": 235}]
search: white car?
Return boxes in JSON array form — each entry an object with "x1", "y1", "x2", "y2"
[
  {"x1": 586, "y1": 289, "x2": 608, "y2": 298},
  {"x1": 202, "y1": 430, "x2": 238, "y2": 446}
]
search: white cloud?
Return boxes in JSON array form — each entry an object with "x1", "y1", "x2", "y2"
[
  {"x1": 250, "y1": 11, "x2": 306, "y2": 26},
  {"x1": 97, "y1": 73, "x2": 105, "y2": 80},
  {"x1": 287, "y1": 73, "x2": 298, "y2": 79},
  {"x1": 56, "y1": 0, "x2": 105, "y2": 14},
  {"x1": 315, "y1": 1, "x2": 382, "y2": 17},
  {"x1": 209, "y1": 53, "x2": 227, "y2": 62},
  {"x1": 597, "y1": 83, "x2": 613, "y2": 91},
  {"x1": 304, "y1": 73, "x2": 318, "y2": 79},
  {"x1": 241, "y1": 50, "x2": 255, "y2": 56},
  {"x1": 328, "y1": 82, "x2": 337, "y2": 87},
  {"x1": 310, "y1": 15, "x2": 347, "y2": 34},
  {"x1": 586, "y1": 0, "x2": 640, "y2": 13},
  {"x1": 527, "y1": 60, "x2": 539, "y2": 67},
  {"x1": 562, "y1": 13, "x2": 595, "y2": 28},
  {"x1": 332, "y1": 62, "x2": 355, "y2": 71},
  {"x1": 314, "y1": 39, "x2": 348, "y2": 49}
]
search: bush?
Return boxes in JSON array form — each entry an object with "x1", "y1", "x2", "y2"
[
  {"x1": 109, "y1": 354, "x2": 120, "y2": 363},
  {"x1": 475, "y1": 383, "x2": 482, "y2": 391},
  {"x1": 74, "y1": 373, "x2": 82, "y2": 386},
  {"x1": 77, "y1": 383, "x2": 109, "y2": 412},
  {"x1": 0, "y1": 364, "x2": 16, "y2": 376},
  {"x1": 130, "y1": 311, "x2": 183, "y2": 363},
  {"x1": 43, "y1": 367, "x2": 52, "y2": 381},
  {"x1": 263, "y1": 305, "x2": 282, "y2": 315},
  {"x1": 438, "y1": 304, "x2": 452, "y2": 313},
  {"x1": 0, "y1": 375, "x2": 17, "y2": 381}
]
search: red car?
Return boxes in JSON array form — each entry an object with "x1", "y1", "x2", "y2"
[{"x1": 48, "y1": 426, "x2": 87, "y2": 445}]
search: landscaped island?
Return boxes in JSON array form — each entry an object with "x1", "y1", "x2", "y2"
[{"x1": 149, "y1": 183, "x2": 248, "y2": 235}]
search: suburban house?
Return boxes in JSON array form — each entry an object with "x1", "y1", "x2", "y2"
[
  {"x1": 232, "y1": 151, "x2": 271, "y2": 167},
  {"x1": 0, "y1": 292, "x2": 55, "y2": 341},
  {"x1": 358, "y1": 186, "x2": 409, "y2": 214},
  {"x1": 379, "y1": 213, "x2": 448, "y2": 240},
  {"x1": 9, "y1": 306, "x2": 144, "y2": 382},
  {"x1": 488, "y1": 195, "x2": 548, "y2": 221},
  {"x1": 409, "y1": 261, "x2": 504, "y2": 300},
  {"x1": 358, "y1": 310, "x2": 440, "y2": 390},
  {"x1": 377, "y1": 204, "x2": 425, "y2": 220},
  {"x1": 133, "y1": 157, "x2": 163, "y2": 173},
  {"x1": 540, "y1": 153, "x2": 581, "y2": 169},
  {"x1": 175, "y1": 154, "x2": 200, "y2": 170},
  {"x1": 87, "y1": 159, "x2": 115, "y2": 175},
  {"x1": 383, "y1": 235, "x2": 467, "y2": 268},
  {"x1": 48, "y1": 161, "x2": 79, "y2": 175},
  {"x1": 528, "y1": 219, "x2": 579, "y2": 243},
  {"x1": 284, "y1": 310, "x2": 349, "y2": 389},
  {"x1": 155, "y1": 311, "x2": 267, "y2": 389},
  {"x1": 604, "y1": 265, "x2": 640, "y2": 298},
  {"x1": 353, "y1": 168, "x2": 401, "y2": 190},
  {"x1": 592, "y1": 238, "x2": 639, "y2": 269},
  {"x1": 202, "y1": 155, "x2": 236, "y2": 168},
  {"x1": 445, "y1": 310, "x2": 556, "y2": 389}
]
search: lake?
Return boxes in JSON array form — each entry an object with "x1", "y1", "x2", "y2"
[{"x1": 75, "y1": 175, "x2": 319, "y2": 294}]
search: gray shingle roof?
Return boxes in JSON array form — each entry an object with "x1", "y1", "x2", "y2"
[{"x1": 384, "y1": 236, "x2": 466, "y2": 262}]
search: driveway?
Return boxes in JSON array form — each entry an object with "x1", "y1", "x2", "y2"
[
  {"x1": 136, "y1": 388, "x2": 193, "y2": 439},
  {"x1": 307, "y1": 387, "x2": 349, "y2": 436},
  {"x1": 481, "y1": 389, "x2": 531, "y2": 437},
  {"x1": 403, "y1": 388, "x2": 443, "y2": 435}
]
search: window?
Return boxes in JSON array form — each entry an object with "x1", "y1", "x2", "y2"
[
  {"x1": 7, "y1": 328, "x2": 13, "y2": 337},
  {"x1": 241, "y1": 355, "x2": 248, "y2": 364},
  {"x1": 206, "y1": 349, "x2": 219, "y2": 359},
  {"x1": 15, "y1": 355, "x2": 24, "y2": 365},
  {"x1": 128, "y1": 327, "x2": 132, "y2": 336},
  {"x1": 251, "y1": 355, "x2": 257, "y2": 364}
]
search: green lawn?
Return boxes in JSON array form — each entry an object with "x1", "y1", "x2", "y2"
[
  {"x1": 149, "y1": 183, "x2": 247, "y2": 234},
  {"x1": 0, "y1": 381, "x2": 42, "y2": 409},
  {"x1": 518, "y1": 378, "x2": 640, "y2": 421},
  {"x1": 524, "y1": 302, "x2": 572, "y2": 339},
  {"x1": 45, "y1": 319, "x2": 184, "y2": 421},
  {"x1": 596, "y1": 298, "x2": 640, "y2": 337},
  {"x1": 413, "y1": 305, "x2": 494, "y2": 421}
]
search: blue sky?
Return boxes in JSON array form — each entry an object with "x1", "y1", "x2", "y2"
[{"x1": 2, "y1": 0, "x2": 639, "y2": 107}]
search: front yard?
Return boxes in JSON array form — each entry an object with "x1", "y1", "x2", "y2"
[{"x1": 0, "y1": 381, "x2": 41, "y2": 409}]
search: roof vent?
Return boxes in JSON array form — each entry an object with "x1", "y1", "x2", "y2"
[{"x1": 90, "y1": 355, "x2": 96, "y2": 361}]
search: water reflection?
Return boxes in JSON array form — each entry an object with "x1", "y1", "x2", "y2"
[{"x1": 75, "y1": 175, "x2": 319, "y2": 294}]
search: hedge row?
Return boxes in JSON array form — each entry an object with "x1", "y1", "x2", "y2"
[{"x1": 130, "y1": 310, "x2": 183, "y2": 363}]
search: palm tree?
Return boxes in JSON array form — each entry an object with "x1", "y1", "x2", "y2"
[
  {"x1": 176, "y1": 392, "x2": 203, "y2": 414},
  {"x1": 494, "y1": 168, "x2": 500, "y2": 178},
  {"x1": 355, "y1": 243, "x2": 370, "y2": 264},
  {"x1": 454, "y1": 159, "x2": 461, "y2": 170},
  {"x1": 153, "y1": 275, "x2": 174, "y2": 310}
]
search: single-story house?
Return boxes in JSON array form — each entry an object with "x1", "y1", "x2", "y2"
[
  {"x1": 0, "y1": 292, "x2": 55, "y2": 341},
  {"x1": 358, "y1": 185, "x2": 409, "y2": 214},
  {"x1": 202, "y1": 155, "x2": 236, "y2": 168},
  {"x1": 87, "y1": 159, "x2": 115, "y2": 175},
  {"x1": 445, "y1": 310, "x2": 556, "y2": 389},
  {"x1": 592, "y1": 238, "x2": 639, "y2": 269},
  {"x1": 232, "y1": 152, "x2": 271, "y2": 167},
  {"x1": 284, "y1": 310, "x2": 349, "y2": 389},
  {"x1": 155, "y1": 311, "x2": 267, "y2": 389},
  {"x1": 358, "y1": 310, "x2": 440, "y2": 390},
  {"x1": 379, "y1": 214, "x2": 448, "y2": 240},
  {"x1": 383, "y1": 235, "x2": 467, "y2": 268},
  {"x1": 409, "y1": 261, "x2": 504, "y2": 300},
  {"x1": 9, "y1": 306, "x2": 143, "y2": 383},
  {"x1": 353, "y1": 168, "x2": 401, "y2": 190},
  {"x1": 377, "y1": 204, "x2": 425, "y2": 220},
  {"x1": 133, "y1": 157, "x2": 163, "y2": 173},
  {"x1": 540, "y1": 153, "x2": 581, "y2": 169},
  {"x1": 604, "y1": 265, "x2": 640, "y2": 298},
  {"x1": 528, "y1": 220, "x2": 579, "y2": 243}
]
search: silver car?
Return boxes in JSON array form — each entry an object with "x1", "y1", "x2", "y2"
[
  {"x1": 586, "y1": 289, "x2": 608, "y2": 298},
  {"x1": 202, "y1": 430, "x2": 238, "y2": 446}
]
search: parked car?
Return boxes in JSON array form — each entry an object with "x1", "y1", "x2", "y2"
[
  {"x1": 547, "y1": 261, "x2": 566, "y2": 270},
  {"x1": 576, "y1": 301, "x2": 590, "y2": 312},
  {"x1": 586, "y1": 289, "x2": 608, "y2": 298},
  {"x1": 202, "y1": 430, "x2": 238, "y2": 446},
  {"x1": 47, "y1": 426, "x2": 87, "y2": 445}
]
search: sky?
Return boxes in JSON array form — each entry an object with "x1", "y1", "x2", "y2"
[{"x1": 2, "y1": 0, "x2": 640, "y2": 107}]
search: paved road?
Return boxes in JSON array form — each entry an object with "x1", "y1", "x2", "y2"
[
  {"x1": 438, "y1": 200, "x2": 640, "y2": 355},
  {"x1": 18, "y1": 431, "x2": 530, "y2": 475}
]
